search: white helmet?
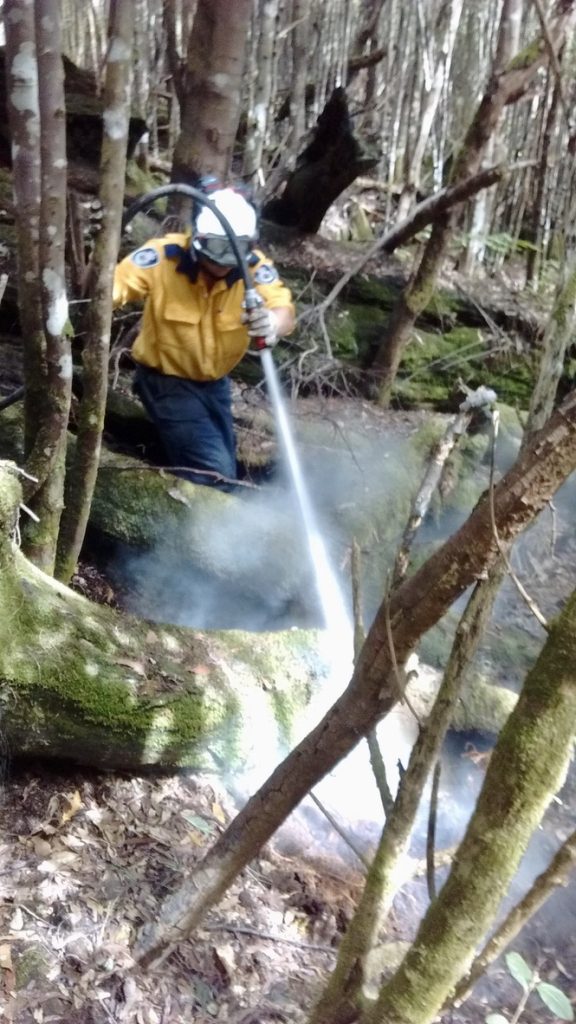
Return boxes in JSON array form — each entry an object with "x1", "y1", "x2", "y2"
[{"x1": 193, "y1": 187, "x2": 257, "y2": 266}]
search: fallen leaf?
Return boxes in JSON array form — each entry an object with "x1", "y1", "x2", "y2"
[
  {"x1": 181, "y1": 812, "x2": 213, "y2": 835},
  {"x1": 0, "y1": 944, "x2": 12, "y2": 970},
  {"x1": 213, "y1": 942, "x2": 236, "y2": 979},
  {"x1": 9, "y1": 909, "x2": 23, "y2": 932},
  {"x1": 32, "y1": 836, "x2": 52, "y2": 858},
  {"x1": 61, "y1": 790, "x2": 83, "y2": 824},
  {"x1": 167, "y1": 487, "x2": 191, "y2": 507},
  {"x1": 212, "y1": 802, "x2": 227, "y2": 825}
]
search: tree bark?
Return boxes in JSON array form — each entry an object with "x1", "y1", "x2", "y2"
[
  {"x1": 171, "y1": 0, "x2": 252, "y2": 185},
  {"x1": 56, "y1": 0, "x2": 135, "y2": 583},
  {"x1": 262, "y1": 87, "x2": 377, "y2": 234},
  {"x1": 134, "y1": 386, "x2": 576, "y2": 968},
  {"x1": 363, "y1": 585, "x2": 576, "y2": 1024}
]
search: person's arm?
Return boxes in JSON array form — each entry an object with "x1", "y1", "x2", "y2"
[{"x1": 113, "y1": 241, "x2": 163, "y2": 307}]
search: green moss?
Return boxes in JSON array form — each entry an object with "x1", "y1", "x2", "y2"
[
  {"x1": 391, "y1": 324, "x2": 536, "y2": 409},
  {"x1": 125, "y1": 159, "x2": 168, "y2": 199},
  {"x1": 329, "y1": 309, "x2": 359, "y2": 358},
  {"x1": 14, "y1": 946, "x2": 50, "y2": 988}
]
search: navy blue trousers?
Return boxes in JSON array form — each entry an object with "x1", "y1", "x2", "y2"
[{"x1": 134, "y1": 365, "x2": 237, "y2": 491}]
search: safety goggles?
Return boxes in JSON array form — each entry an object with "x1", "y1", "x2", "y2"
[{"x1": 193, "y1": 235, "x2": 251, "y2": 267}]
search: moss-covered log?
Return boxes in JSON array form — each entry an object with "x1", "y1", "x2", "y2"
[
  {"x1": 0, "y1": 405, "x2": 311, "y2": 614},
  {"x1": 0, "y1": 461, "x2": 321, "y2": 771}
]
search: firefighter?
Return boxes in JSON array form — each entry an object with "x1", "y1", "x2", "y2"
[{"x1": 113, "y1": 186, "x2": 295, "y2": 491}]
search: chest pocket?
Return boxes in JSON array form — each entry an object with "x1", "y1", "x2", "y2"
[{"x1": 163, "y1": 299, "x2": 202, "y2": 327}]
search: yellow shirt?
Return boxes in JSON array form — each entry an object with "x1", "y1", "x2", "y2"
[{"x1": 113, "y1": 233, "x2": 294, "y2": 381}]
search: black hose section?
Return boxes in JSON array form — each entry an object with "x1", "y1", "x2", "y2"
[
  {"x1": 121, "y1": 184, "x2": 252, "y2": 292},
  {"x1": 0, "y1": 385, "x2": 25, "y2": 413}
]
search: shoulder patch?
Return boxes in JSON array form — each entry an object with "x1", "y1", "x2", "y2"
[
  {"x1": 253, "y1": 264, "x2": 279, "y2": 285},
  {"x1": 131, "y1": 247, "x2": 160, "y2": 268}
]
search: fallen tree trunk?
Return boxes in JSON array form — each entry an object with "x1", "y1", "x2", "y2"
[
  {"x1": 0, "y1": 405, "x2": 310, "y2": 617},
  {"x1": 0, "y1": 461, "x2": 319, "y2": 771}
]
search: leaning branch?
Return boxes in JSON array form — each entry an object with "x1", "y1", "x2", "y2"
[{"x1": 306, "y1": 161, "x2": 534, "y2": 321}]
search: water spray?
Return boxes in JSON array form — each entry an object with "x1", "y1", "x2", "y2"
[{"x1": 122, "y1": 185, "x2": 351, "y2": 640}]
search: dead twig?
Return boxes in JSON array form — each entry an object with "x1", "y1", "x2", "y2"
[
  {"x1": 205, "y1": 921, "x2": 337, "y2": 955},
  {"x1": 308, "y1": 791, "x2": 370, "y2": 870},
  {"x1": 488, "y1": 409, "x2": 549, "y2": 631},
  {"x1": 98, "y1": 463, "x2": 261, "y2": 489},
  {"x1": 426, "y1": 759, "x2": 441, "y2": 902},
  {"x1": 300, "y1": 161, "x2": 536, "y2": 324}
]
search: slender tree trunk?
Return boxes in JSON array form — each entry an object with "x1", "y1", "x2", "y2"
[
  {"x1": 171, "y1": 0, "x2": 252, "y2": 184},
  {"x1": 452, "y1": 827, "x2": 576, "y2": 1009},
  {"x1": 362, "y1": 586, "x2": 576, "y2": 1024},
  {"x1": 290, "y1": 0, "x2": 310, "y2": 158},
  {"x1": 396, "y1": 0, "x2": 464, "y2": 221},
  {"x1": 29, "y1": 0, "x2": 72, "y2": 573},
  {"x1": 3, "y1": 0, "x2": 43, "y2": 458},
  {"x1": 4, "y1": 0, "x2": 71, "y2": 573},
  {"x1": 309, "y1": 575, "x2": 497, "y2": 1024},
  {"x1": 371, "y1": 0, "x2": 576, "y2": 407},
  {"x1": 242, "y1": 0, "x2": 278, "y2": 181},
  {"x1": 133, "y1": 387, "x2": 576, "y2": 968},
  {"x1": 56, "y1": 0, "x2": 135, "y2": 583},
  {"x1": 525, "y1": 75, "x2": 559, "y2": 286}
]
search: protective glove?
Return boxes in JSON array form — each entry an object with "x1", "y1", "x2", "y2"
[{"x1": 241, "y1": 305, "x2": 279, "y2": 349}]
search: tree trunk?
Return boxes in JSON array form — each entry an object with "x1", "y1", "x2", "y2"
[
  {"x1": 56, "y1": 0, "x2": 135, "y2": 583},
  {"x1": 371, "y1": 0, "x2": 576, "y2": 407},
  {"x1": 134, "y1": 386, "x2": 576, "y2": 967},
  {"x1": 362, "y1": 585, "x2": 576, "y2": 1024},
  {"x1": 171, "y1": 0, "x2": 252, "y2": 185},
  {"x1": 242, "y1": 0, "x2": 278, "y2": 182},
  {"x1": 261, "y1": 87, "x2": 377, "y2": 234},
  {"x1": 309, "y1": 575, "x2": 497, "y2": 1024},
  {"x1": 4, "y1": 0, "x2": 72, "y2": 573}
]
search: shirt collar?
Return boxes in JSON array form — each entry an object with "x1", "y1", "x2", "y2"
[{"x1": 164, "y1": 242, "x2": 244, "y2": 288}]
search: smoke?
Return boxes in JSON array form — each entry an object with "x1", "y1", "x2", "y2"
[{"x1": 108, "y1": 400, "x2": 576, "y2": 902}]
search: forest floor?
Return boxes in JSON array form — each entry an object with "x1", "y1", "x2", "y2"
[
  {"x1": 1, "y1": 387, "x2": 576, "y2": 1023},
  {"x1": 1, "y1": 751, "x2": 575, "y2": 1024}
]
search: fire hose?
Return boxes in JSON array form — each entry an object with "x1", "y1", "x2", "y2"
[{"x1": 0, "y1": 184, "x2": 269, "y2": 414}]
